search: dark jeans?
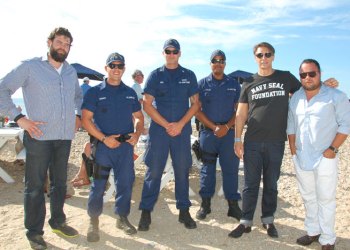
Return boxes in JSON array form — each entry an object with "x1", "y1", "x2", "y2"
[
  {"x1": 23, "y1": 132, "x2": 72, "y2": 238},
  {"x1": 240, "y1": 141, "x2": 285, "y2": 226}
]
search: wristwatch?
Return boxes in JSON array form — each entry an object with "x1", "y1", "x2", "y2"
[{"x1": 328, "y1": 146, "x2": 339, "y2": 153}]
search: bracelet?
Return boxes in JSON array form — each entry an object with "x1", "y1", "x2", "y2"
[
  {"x1": 225, "y1": 124, "x2": 230, "y2": 130},
  {"x1": 14, "y1": 113, "x2": 25, "y2": 122},
  {"x1": 234, "y1": 137, "x2": 241, "y2": 142},
  {"x1": 101, "y1": 135, "x2": 107, "y2": 143}
]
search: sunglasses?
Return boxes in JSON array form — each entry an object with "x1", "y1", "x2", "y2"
[
  {"x1": 255, "y1": 52, "x2": 272, "y2": 59},
  {"x1": 108, "y1": 63, "x2": 125, "y2": 69},
  {"x1": 211, "y1": 59, "x2": 225, "y2": 64},
  {"x1": 164, "y1": 49, "x2": 179, "y2": 55},
  {"x1": 299, "y1": 71, "x2": 317, "y2": 79}
]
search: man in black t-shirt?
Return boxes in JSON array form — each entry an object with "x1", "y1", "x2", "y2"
[{"x1": 229, "y1": 42, "x2": 338, "y2": 239}]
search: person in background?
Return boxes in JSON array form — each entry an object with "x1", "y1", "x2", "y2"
[
  {"x1": 81, "y1": 77, "x2": 92, "y2": 96},
  {"x1": 70, "y1": 141, "x2": 92, "y2": 187},
  {"x1": 195, "y1": 50, "x2": 242, "y2": 221},
  {"x1": 287, "y1": 59, "x2": 350, "y2": 250},
  {"x1": 0, "y1": 27, "x2": 82, "y2": 250},
  {"x1": 82, "y1": 52, "x2": 144, "y2": 242},
  {"x1": 71, "y1": 77, "x2": 92, "y2": 187},
  {"x1": 138, "y1": 38, "x2": 200, "y2": 231},
  {"x1": 230, "y1": 42, "x2": 338, "y2": 239},
  {"x1": 131, "y1": 69, "x2": 150, "y2": 142}
]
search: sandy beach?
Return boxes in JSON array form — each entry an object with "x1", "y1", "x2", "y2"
[{"x1": 0, "y1": 131, "x2": 349, "y2": 250}]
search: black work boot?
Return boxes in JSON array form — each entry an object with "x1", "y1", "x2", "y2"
[
  {"x1": 116, "y1": 215, "x2": 137, "y2": 235},
  {"x1": 227, "y1": 200, "x2": 242, "y2": 221},
  {"x1": 179, "y1": 209, "x2": 197, "y2": 229},
  {"x1": 87, "y1": 217, "x2": 100, "y2": 242},
  {"x1": 138, "y1": 210, "x2": 151, "y2": 231},
  {"x1": 196, "y1": 198, "x2": 211, "y2": 220}
]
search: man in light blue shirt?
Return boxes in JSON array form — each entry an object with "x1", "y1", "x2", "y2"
[
  {"x1": 81, "y1": 77, "x2": 91, "y2": 96},
  {"x1": 131, "y1": 69, "x2": 150, "y2": 140},
  {"x1": 287, "y1": 59, "x2": 350, "y2": 250},
  {"x1": 0, "y1": 27, "x2": 82, "y2": 250}
]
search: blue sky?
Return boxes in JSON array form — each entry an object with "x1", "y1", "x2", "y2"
[{"x1": 1, "y1": 0, "x2": 349, "y2": 98}]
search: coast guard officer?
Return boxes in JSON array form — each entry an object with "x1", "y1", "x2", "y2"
[
  {"x1": 138, "y1": 39, "x2": 200, "y2": 231},
  {"x1": 82, "y1": 52, "x2": 144, "y2": 241},
  {"x1": 195, "y1": 50, "x2": 242, "y2": 221}
]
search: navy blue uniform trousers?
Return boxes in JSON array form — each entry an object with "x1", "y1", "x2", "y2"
[
  {"x1": 139, "y1": 127, "x2": 192, "y2": 210},
  {"x1": 88, "y1": 142, "x2": 135, "y2": 217},
  {"x1": 199, "y1": 129, "x2": 241, "y2": 200}
]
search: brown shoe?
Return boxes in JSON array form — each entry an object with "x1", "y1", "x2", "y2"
[
  {"x1": 296, "y1": 234, "x2": 320, "y2": 246},
  {"x1": 321, "y1": 244, "x2": 335, "y2": 250}
]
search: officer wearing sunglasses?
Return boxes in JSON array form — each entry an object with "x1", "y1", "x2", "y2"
[
  {"x1": 231, "y1": 42, "x2": 339, "y2": 240},
  {"x1": 81, "y1": 52, "x2": 144, "y2": 241},
  {"x1": 138, "y1": 38, "x2": 200, "y2": 231},
  {"x1": 195, "y1": 50, "x2": 242, "y2": 222}
]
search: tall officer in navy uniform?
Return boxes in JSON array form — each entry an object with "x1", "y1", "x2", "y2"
[
  {"x1": 138, "y1": 39, "x2": 200, "y2": 231},
  {"x1": 195, "y1": 50, "x2": 242, "y2": 221},
  {"x1": 81, "y1": 52, "x2": 144, "y2": 241}
]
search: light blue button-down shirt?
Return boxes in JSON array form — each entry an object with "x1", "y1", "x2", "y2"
[
  {"x1": 80, "y1": 83, "x2": 91, "y2": 96},
  {"x1": 0, "y1": 54, "x2": 83, "y2": 140},
  {"x1": 287, "y1": 85, "x2": 350, "y2": 170}
]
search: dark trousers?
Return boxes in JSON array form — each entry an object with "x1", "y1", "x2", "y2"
[
  {"x1": 241, "y1": 141, "x2": 284, "y2": 226},
  {"x1": 88, "y1": 142, "x2": 134, "y2": 217},
  {"x1": 139, "y1": 128, "x2": 192, "y2": 211},
  {"x1": 199, "y1": 129, "x2": 241, "y2": 200},
  {"x1": 23, "y1": 132, "x2": 71, "y2": 238}
]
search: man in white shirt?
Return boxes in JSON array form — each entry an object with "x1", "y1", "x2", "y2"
[{"x1": 287, "y1": 59, "x2": 350, "y2": 250}]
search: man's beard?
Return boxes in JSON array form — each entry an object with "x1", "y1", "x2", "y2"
[
  {"x1": 302, "y1": 81, "x2": 321, "y2": 91},
  {"x1": 50, "y1": 47, "x2": 68, "y2": 63}
]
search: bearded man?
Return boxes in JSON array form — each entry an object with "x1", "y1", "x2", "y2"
[{"x1": 0, "y1": 27, "x2": 82, "y2": 250}]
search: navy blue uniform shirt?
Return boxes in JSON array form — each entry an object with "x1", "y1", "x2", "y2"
[
  {"x1": 82, "y1": 80, "x2": 141, "y2": 135},
  {"x1": 198, "y1": 74, "x2": 241, "y2": 123},
  {"x1": 144, "y1": 65, "x2": 199, "y2": 134}
]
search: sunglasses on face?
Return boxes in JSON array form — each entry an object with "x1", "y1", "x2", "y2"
[
  {"x1": 164, "y1": 49, "x2": 179, "y2": 55},
  {"x1": 108, "y1": 63, "x2": 125, "y2": 69},
  {"x1": 255, "y1": 52, "x2": 272, "y2": 59},
  {"x1": 299, "y1": 71, "x2": 317, "y2": 79},
  {"x1": 211, "y1": 59, "x2": 225, "y2": 64}
]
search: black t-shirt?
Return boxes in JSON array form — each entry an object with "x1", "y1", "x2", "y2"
[{"x1": 239, "y1": 70, "x2": 301, "y2": 142}]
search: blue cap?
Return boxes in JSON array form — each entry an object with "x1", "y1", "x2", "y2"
[
  {"x1": 210, "y1": 49, "x2": 226, "y2": 61},
  {"x1": 106, "y1": 52, "x2": 125, "y2": 65},
  {"x1": 163, "y1": 38, "x2": 180, "y2": 50}
]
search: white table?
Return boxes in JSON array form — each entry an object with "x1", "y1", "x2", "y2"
[{"x1": 0, "y1": 128, "x2": 24, "y2": 183}]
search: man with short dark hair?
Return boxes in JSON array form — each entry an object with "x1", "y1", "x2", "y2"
[
  {"x1": 138, "y1": 38, "x2": 200, "y2": 231},
  {"x1": 288, "y1": 59, "x2": 350, "y2": 250},
  {"x1": 195, "y1": 49, "x2": 242, "y2": 221},
  {"x1": 0, "y1": 27, "x2": 82, "y2": 250},
  {"x1": 230, "y1": 42, "x2": 338, "y2": 239},
  {"x1": 82, "y1": 52, "x2": 144, "y2": 241}
]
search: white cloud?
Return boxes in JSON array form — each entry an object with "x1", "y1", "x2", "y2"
[{"x1": 1, "y1": 0, "x2": 350, "y2": 98}]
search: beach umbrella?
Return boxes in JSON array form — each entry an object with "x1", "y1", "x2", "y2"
[
  {"x1": 71, "y1": 63, "x2": 104, "y2": 81},
  {"x1": 228, "y1": 70, "x2": 253, "y2": 84}
]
